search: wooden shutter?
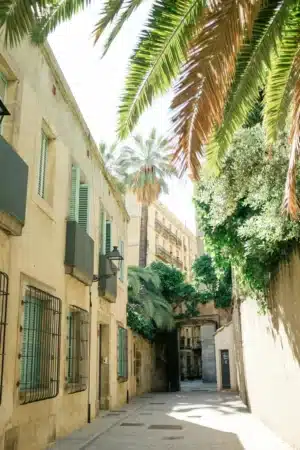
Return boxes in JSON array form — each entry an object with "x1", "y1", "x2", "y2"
[
  {"x1": 38, "y1": 131, "x2": 48, "y2": 198},
  {"x1": 117, "y1": 327, "x2": 121, "y2": 377},
  {"x1": 105, "y1": 221, "x2": 112, "y2": 254},
  {"x1": 78, "y1": 184, "x2": 89, "y2": 232},
  {"x1": 69, "y1": 166, "x2": 80, "y2": 221},
  {"x1": 20, "y1": 297, "x2": 43, "y2": 390}
]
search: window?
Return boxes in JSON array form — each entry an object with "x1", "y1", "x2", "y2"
[
  {"x1": 19, "y1": 286, "x2": 61, "y2": 404},
  {"x1": 37, "y1": 131, "x2": 48, "y2": 198},
  {"x1": 0, "y1": 271, "x2": 8, "y2": 404},
  {"x1": 66, "y1": 306, "x2": 89, "y2": 394},
  {"x1": 117, "y1": 326, "x2": 128, "y2": 380},
  {"x1": 0, "y1": 72, "x2": 7, "y2": 135},
  {"x1": 69, "y1": 165, "x2": 90, "y2": 232},
  {"x1": 119, "y1": 240, "x2": 124, "y2": 281}
]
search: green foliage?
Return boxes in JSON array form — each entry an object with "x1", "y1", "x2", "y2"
[
  {"x1": 127, "y1": 265, "x2": 174, "y2": 337},
  {"x1": 127, "y1": 305, "x2": 155, "y2": 341},
  {"x1": 195, "y1": 125, "x2": 300, "y2": 303},
  {"x1": 192, "y1": 255, "x2": 232, "y2": 309},
  {"x1": 149, "y1": 261, "x2": 201, "y2": 318}
]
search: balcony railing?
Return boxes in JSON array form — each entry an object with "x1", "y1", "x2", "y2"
[
  {"x1": 155, "y1": 219, "x2": 182, "y2": 247},
  {"x1": 156, "y1": 245, "x2": 184, "y2": 269},
  {"x1": 64, "y1": 220, "x2": 94, "y2": 285},
  {"x1": 98, "y1": 254, "x2": 117, "y2": 303},
  {"x1": 0, "y1": 135, "x2": 28, "y2": 236}
]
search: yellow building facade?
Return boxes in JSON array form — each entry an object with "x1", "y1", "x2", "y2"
[
  {"x1": 0, "y1": 38, "x2": 142, "y2": 450},
  {"x1": 126, "y1": 193, "x2": 198, "y2": 280}
]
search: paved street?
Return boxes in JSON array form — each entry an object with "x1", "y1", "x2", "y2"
[{"x1": 50, "y1": 391, "x2": 292, "y2": 450}]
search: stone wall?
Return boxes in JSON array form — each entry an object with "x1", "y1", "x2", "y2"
[
  {"x1": 235, "y1": 249, "x2": 300, "y2": 448},
  {"x1": 214, "y1": 322, "x2": 237, "y2": 391}
]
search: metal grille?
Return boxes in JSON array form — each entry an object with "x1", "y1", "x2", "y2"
[
  {"x1": 66, "y1": 305, "x2": 89, "y2": 394},
  {"x1": 0, "y1": 271, "x2": 8, "y2": 404},
  {"x1": 19, "y1": 286, "x2": 61, "y2": 404}
]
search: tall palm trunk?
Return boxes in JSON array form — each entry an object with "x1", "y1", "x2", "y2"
[{"x1": 139, "y1": 204, "x2": 148, "y2": 267}]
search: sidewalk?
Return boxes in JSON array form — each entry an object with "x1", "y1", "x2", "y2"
[{"x1": 49, "y1": 391, "x2": 293, "y2": 450}]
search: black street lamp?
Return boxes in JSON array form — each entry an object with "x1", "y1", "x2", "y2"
[
  {"x1": 93, "y1": 245, "x2": 124, "y2": 281},
  {"x1": 0, "y1": 98, "x2": 10, "y2": 125}
]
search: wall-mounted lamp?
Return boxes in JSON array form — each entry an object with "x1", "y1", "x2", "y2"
[
  {"x1": 0, "y1": 98, "x2": 10, "y2": 125},
  {"x1": 93, "y1": 245, "x2": 124, "y2": 281}
]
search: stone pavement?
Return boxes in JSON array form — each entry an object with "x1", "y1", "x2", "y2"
[{"x1": 49, "y1": 391, "x2": 293, "y2": 450}]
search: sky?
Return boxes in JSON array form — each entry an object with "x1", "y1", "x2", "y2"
[{"x1": 49, "y1": 1, "x2": 196, "y2": 233}]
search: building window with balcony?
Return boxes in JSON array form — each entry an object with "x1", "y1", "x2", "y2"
[
  {"x1": 69, "y1": 165, "x2": 90, "y2": 233},
  {"x1": 19, "y1": 286, "x2": 61, "y2": 404},
  {"x1": 66, "y1": 306, "x2": 89, "y2": 394},
  {"x1": 117, "y1": 326, "x2": 128, "y2": 380},
  {"x1": 0, "y1": 72, "x2": 7, "y2": 135},
  {"x1": 0, "y1": 271, "x2": 8, "y2": 404}
]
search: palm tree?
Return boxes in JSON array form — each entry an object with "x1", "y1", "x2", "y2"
[
  {"x1": 128, "y1": 265, "x2": 174, "y2": 331},
  {"x1": 118, "y1": 128, "x2": 175, "y2": 267},
  {"x1": 5, "y1": 1, "x2": 300, "y2": 215},
  {"x1": 99, "y1": 141, "x2": 126, "y2": 194}
]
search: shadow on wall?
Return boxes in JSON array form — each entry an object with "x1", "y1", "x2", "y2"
[{"x1": 268, "y1": 248, "x2": 300, "y2": 366}]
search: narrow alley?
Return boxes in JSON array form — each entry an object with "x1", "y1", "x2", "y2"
[{"x1": 50, "y1": 391, "x2": 291, "y2": 450}]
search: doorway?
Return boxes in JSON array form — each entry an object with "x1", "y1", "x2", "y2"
[
  {"x1": 97, "y1": 323, "x2": 110, "y2": 411},
  {"x1": 221, "y1": 349, "x2": 231, "y2": 389}
]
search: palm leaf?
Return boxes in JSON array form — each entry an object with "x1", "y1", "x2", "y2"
[
  {"x1": 93, "y1": 0, "x2": 125, "y2": 42},
  {"x1": 207, "y1": 0, "x2": 291, "y2": 167},
  {"x1": 30, "y1": 0, "x2": 91, "y2": 44},
  {"x1": 98, "y1": 0, "x2": 145, "y2": 55},
  {"x1": 171, "y1": 0, "x2": 263, "y2": 179},
  {"x1": 117, "y1": 0, "x2": 205, "y2": 139},
  {"x1": 0, "y1": 0, "x2": 48, "y2": 47},
  {"x1": 264, "y1": 6, "x2": 300, "y2": 144}
]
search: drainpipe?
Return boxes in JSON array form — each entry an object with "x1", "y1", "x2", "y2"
[{"x1": 88, "y1": 286, "x2": 92, "y2": 423}]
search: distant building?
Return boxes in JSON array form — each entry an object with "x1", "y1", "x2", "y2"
[{"x1": 126, "y1": 193, "x2": 198, "y2": 280}]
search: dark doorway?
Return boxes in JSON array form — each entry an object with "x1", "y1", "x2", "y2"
[{"x1": 221, "y1": 350, "x2": 231, "y2": 389}]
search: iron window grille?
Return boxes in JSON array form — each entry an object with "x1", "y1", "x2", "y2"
[
  {"x1": 0, "y1": 271, "x2": 8, "y2": 404},
  {"x1": 66, "y1": 305, "x2": 89, "y2": 394},
  {"x1": 19, "y1": 286, "x2": 61, "y2": 405},
  {"x1": 117, "y1": 326, "x2": 128, "y2": 381}
]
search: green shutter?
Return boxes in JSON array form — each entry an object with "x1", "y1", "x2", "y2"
[
  {"x1": 69, "y1": 166, "x2": 80, "y2": 221},
  {"x1": 78, "y1": 184, "x2": 89, "y2": 232},
  {"x1": 38, "y1": 131, "x2": 48, "y2": 198},
  {"x1": 99, "y1": 207, "x2": 106, "y2": 255},
  {"x1": 105, "y1": 221, "x2": 112, "y2": 254},
  {"x1": 20, "y1": 297, "x2": 43, "y2": 391}
]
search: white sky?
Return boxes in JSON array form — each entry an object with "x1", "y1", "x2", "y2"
[{"x1": 49, "y1": 1, "x2": 196, "y2": 233}]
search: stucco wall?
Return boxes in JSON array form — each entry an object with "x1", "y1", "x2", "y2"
[
  {"x1": 215, "y1": 323, "x2": 237, "y2": 391},
  {"x1": 237, "y1": 249, "x2": 300, "y2": 448},
  {"x1": 128, "y1": 330, "x2": 154, "y2": 399},
  {"x1": 0, "y1": 38, "x2": 129, "y2": 450}
]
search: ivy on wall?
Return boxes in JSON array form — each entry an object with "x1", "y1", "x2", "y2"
[{"x1": 194, "y1": 125, "x2": 300, "y2": 306}]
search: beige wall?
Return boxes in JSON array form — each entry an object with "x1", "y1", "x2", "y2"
[
  {"x1": 126, "y1": 194, "x2": 198, "y2": 279},
  {"x1": 215, "y1": 323, "x2": 237, "y2": 391},
  {"x1": 235, "y1": 249, "x2": 300, "y2": 448},
  {"x1": 128, "y1": 330, "x2": 154, "y2": 398},
  {"x1": 0, "y1": 38, "x2": 129, "y2": 450}
]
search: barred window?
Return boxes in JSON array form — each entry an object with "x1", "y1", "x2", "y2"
[
  {"x1": 19, "y1": 286, "x2": 61, "y2": 404},
  {"x1": 0, "y1": 271, "x2": 8, "y2": 404},
  {"x1": 117, "y1": 326, "x2": 128, "y2": 380},
  {"x1": 66, "y1": 306, "x2": 89, "y2": 394}
]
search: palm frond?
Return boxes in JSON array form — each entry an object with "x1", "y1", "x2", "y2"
[
  {"x1": 30, "y1": 0, "x2": 91, "y2": 44},
  {"x1": 207, "y1": 0, "x2": 290, "y2": 167},
  {"x1": 117, "y1": 0, "x2": 205, "y2": 139},
  {"x1": 282, "y1": 75, "x2": 300, "y2": 218},
  {"x1": 264, "y1": 6, "x2": 300, "y2": 144},
  {"x1": 93, "y1": 0, "x2": 125, "y2": 42},
  {"x1": 0, "y1": 0, "x2": 46, "y2": 47},
  {"x1": 99, "y1": 0, "x2": 145, "y2": 55},
  {"x1": 171, "y1": 0, "x2": 264, "y2": 179}
]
